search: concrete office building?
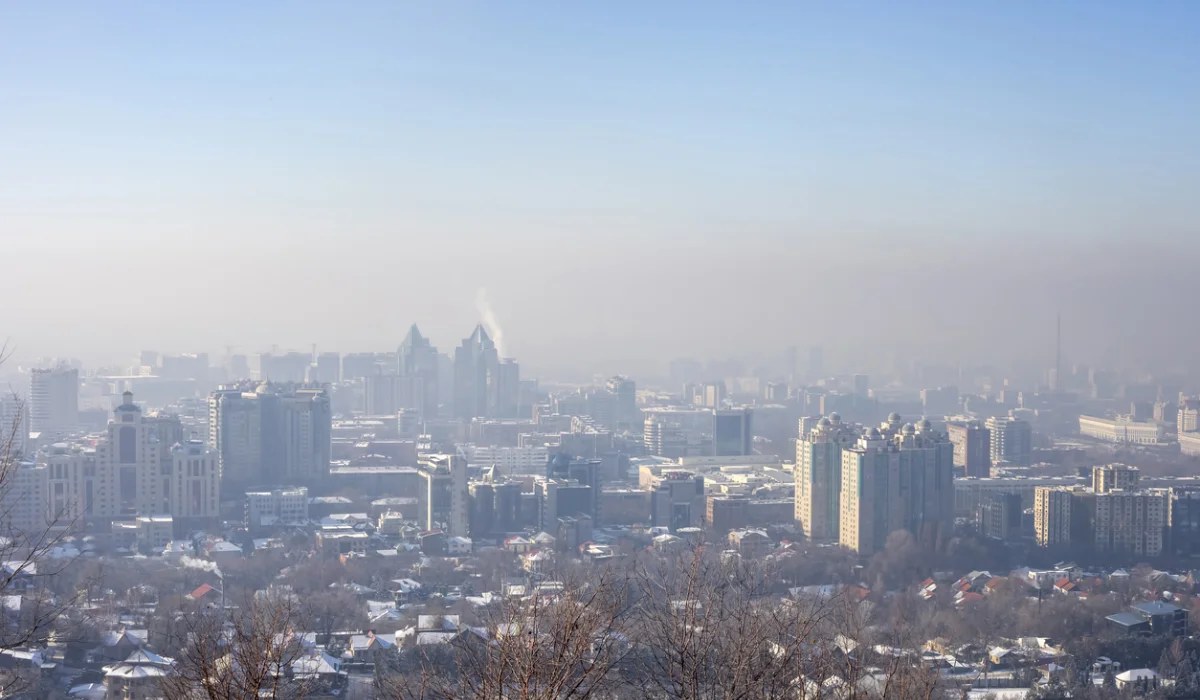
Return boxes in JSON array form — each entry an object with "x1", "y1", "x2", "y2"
[
  {"x1": 29, "y1": 366, "x2": 79, "y2": 436},
  {"x1": 985, "y1": 416, "x2": 1033, "y2": 466},
  {"x1": 947, "y1": 421, "x2": 992, "y2": 477},
  {"x1": 712, "y1": 408, "x2": 753, "y2": 457},
  {"x1": 794, "y1": 413, "x2": 857, "y2": 542}
]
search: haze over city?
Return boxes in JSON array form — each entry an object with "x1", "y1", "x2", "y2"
[
  {"x1": 4, "y1": 4, "x2": 1200, "y2": 699},
  {"x1": 3, "y1": 2, "x2": 1200, "y2": 376}
]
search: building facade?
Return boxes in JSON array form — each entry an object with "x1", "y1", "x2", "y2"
[
  {"x1": 794, "y1": 414, "x2": 856, "y2": 542},
  {"x1": 1079, "y1": 415, "x2": 1166, "y2": 444},
  {"x1": 947, "y1": 421, "x2": 992, "y2": 477},
  {"x1": 29, "y1": 366, "x2": 79, "y2": 436},
  {"x1": 985, "y1": 416, "x2": 1033, "y2": 466}
]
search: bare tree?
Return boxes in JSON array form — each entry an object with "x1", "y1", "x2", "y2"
[
  {"x1": 0, "y1": 351, "x2": 89, "y2": 694},
  {"x1": 161, "y1": 590, "x2": 326, "y2": 700},
  {"x1": 376, "y1": 564, "x2": 632, "y2": 700}
]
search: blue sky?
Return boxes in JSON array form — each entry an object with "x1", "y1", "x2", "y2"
[{"x1": 2, "y1": 2, "x2": 1198, "y2": 373}]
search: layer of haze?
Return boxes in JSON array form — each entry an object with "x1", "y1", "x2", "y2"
[{"x1": 2, "y1": 2, "x2": 1198, "y2": 377}]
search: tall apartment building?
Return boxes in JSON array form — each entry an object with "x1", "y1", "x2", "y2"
[
  {"x1": 44, "y1": 444, "x2": 86, "y2": 524},
  {"x1": 1034, "y1": 487, "x2": 1074, "y2": 547},
  {"x1": 209, "y1": 381, "x2": 331, "y2": 494},
  {"x1": 976, "y1": 492, "x2": 1022, "y2": 542},
  {"x1": 839, "y1": 416, "x2": 954, "y2": 556},
  {"x1": 95, "y1": 392, "x2": 165, "y2": 517},
  {"x1": 416, "y1": 455, "x2": 468, "y2": 537},
  {"x1": 712, "y1": 408, "x2": 753, "y2": 457},
  {"x1": 29, "y1": 366, "x2": 79, "y2": 436},
  {"x1": 1179, "y1": 399, "x2": 1200, "y2": 434},
  {"x1": 0, "y1": 460, "x2": 49, "y2": 538},
  {"x1": 169, "y1": 439, "x2": 220, "y2": 533},
  {"x1": 1093, "y1": 464, "x2": 1139, "y2": 494},
  {"x1": 397, "y1": 324, "x2": 440, "y2": 419},
  {"x1": 985, "y1": 416, "x2": 1033, "y2": 466},
  {"x1": 0, "y1": 393, "x2": 28, "y2": 459},
  {"x1": 1094, "y1": 488, "x2": 1168, "y2": 557},
  {"x1": 946, "y1": 422, "x2": 992, "y2": 477},
  {"x1": 794, "y1": 414, "x2": 857, "y2": 542}
]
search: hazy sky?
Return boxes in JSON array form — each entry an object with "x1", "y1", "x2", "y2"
[{"x1": 2, "y1": 2, "x2": 1198, "y2": 376}]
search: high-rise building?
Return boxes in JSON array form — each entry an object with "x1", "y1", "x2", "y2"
[
  {"x1": 397, "y1": 325, "x2": 439, "y2": 419},
  {"x1": 454, "y1": 325, "x2": 501, "y2": 420},
  {"x1": 492, "y1": 359, "x2": 520, "y2": 418},
  {"x1": 314, "y1": 352, "x2": 341, "y2": 384},
  {"x1": 946, "y1": 422, "x2": 992, "y2": 477},
  {"x1": 169, "y1": 439, "x2": 220, "y2": 533},
  {"x1": 1168, "y1": 487, "x2": 1200, "y2": 556},
  {"x1": 1034, "y1": 486, "x2": 1074, "y2": 547},
  {"x1": 712, "y1": 408, "x2": 753, "y2": 457},
  {"x1": 29, "y1": 366, "x2": 79, "y2": 436},
  {"x1": 852, "y1": 375, "x2": 870, "y2": 397},
  {"x1": 96, "y1": 392, "x2": 165, "y2": 517},
  {"x1": 606, "y1": 376, "x2": 638, "y2": 427},
  {"x1": 839, "y1": 417, "x2": 954, "y2": 556},
  {"x1": 416, "y1": 455, "x2": 467, "y2": 537},
  {"x1": 209, "y1": 381, "x2": 331, "y2": 494},
  {"x1": 0, "y1": 459, "x2": 49, "y2": 537},
  {"x1": 976, "y1": 492, "x2": 1022, "y2": 542},
  {"x1": 985, "y1": 416, "x2": 1033, "y2": 466},
  {"x1": 0, "y1": 393, "x2": 28, "y2": 460},
  {"x1": 1094, "y1": 488, "x2": 1168, "y2": 557},
  {"x1": 1093, "y1": 464, "x2": 1140, "y2": 494},
  {"x1": 794, "y1": 414, "x2": 857, "y2": 542},
  {"x1": 1179, "y1": 400, "x2": 1200, "y2": 434},
  {"x1": 364, "y1": 372, "x2": 401, "y2": 415}
]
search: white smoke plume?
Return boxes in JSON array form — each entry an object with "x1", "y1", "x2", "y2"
[
  {"x1": 181, "y1": 555, "x2": 223, "y2": 580},
  {"x1": 475, "y1": 287, "x2": 507, "y2": 357}
]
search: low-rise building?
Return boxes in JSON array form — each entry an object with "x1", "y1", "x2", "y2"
[{"x1": 1079, "y1": 415, "x2": 1166, "y2": 444}]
